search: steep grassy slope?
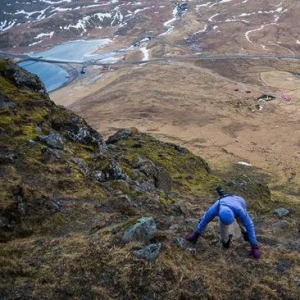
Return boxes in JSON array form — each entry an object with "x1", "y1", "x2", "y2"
[{"x1": 0, "y1": 59, "x2": 300, "y2": 299}]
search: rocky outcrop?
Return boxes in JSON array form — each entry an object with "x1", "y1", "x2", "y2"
[
  {"x1": 133, "y1": 243, "x2": 162, "y2": 260},
  {"x1": 38, "y1": 132, "x2": 65, "y2": 149},
  {"x1": 132, "y1": 157, "x2": 172, "y2": 193},
  {"x1": 106, "y1": 128, "x2": 135, "y2": 144},
  {"x1": 0, "y1": 59, "x2": 47, "y2": 96},
  {"x1": 0, "y1": 91, "x2": 17, "y2": 109},
  {"x1": 274, "y1": 208, "x2": 290, "y2": 218},
  {"x1": 0, "y1": 148, "x2": 17, "y2": 164},
  {"x1": 92, "y1": 159, "x2": 128, "y2": 182},
  {"x1": 123, "y1": 217, "x2": 157, "y2": 243},
  {"x1": 51, "y1": 110, "x2": 107, "y2": 154}
]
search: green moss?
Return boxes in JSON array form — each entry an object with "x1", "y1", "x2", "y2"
[
  {"x1": 0, "y1": 77, "x2": 15, "y2": 95},
  {"x1": 110, "y1": 131, "x2": 219, "y2": 197},
  {"x1": 97, "y1": 216, "x2": 140, "y2": 235},
  {"x1": 0, "y1": 190, "x2": 16, "y2": 210},
  {"x1": 108, "y1": 180, "x2": 137, "y2": 197},
  {"x1": 92, "y1": 158, "x2": 112, "y2": 173},
  {"x1": 78, "y1": 143, "x2": 97, "y2": 153},
  {"x1": 50, "y1": 105, "x2": 73, "y2": 122},
  {"x1": 119, "y1": 163, "x2": 135, "y2": 178},
  {"x1": 0, "y1": 255, "x2": 22, "y2": 280},
  {"x1": 27, "y1": 108, "x2": 48, "y2": 123},
  {"x1": 39, "y1": 213, "x2": 66, "y2": 234},
  {"x1": 0, "y1": 108, "x2": 9, "y2": 115},
  {"x1": 159, "y1": 191, "x2": 174, "y2": 205},
  {"x1": 82, "y1": 183, "x2": 107, "y2": 200},
  {"x1": 54, "y1": 171, "x2": 88, "y2": 194},
  {"x1": 0, "y1": 78, "x2": 32, "y2": 102},
  {"x1": 0, "y1": 58, "x2": 16, "y2": 72},
  {"x1": 0, "y1": 115, "x2": 13, "y2": 126},
  {"x1": 20, "y1": 124, "x2": 37, "y2": 139},
  {"x1": 77, "y1": 150, "x2": 92, "y2": 162},
  {"x1": 0, "y1": 78, "x2": 49, "y2": 137}
]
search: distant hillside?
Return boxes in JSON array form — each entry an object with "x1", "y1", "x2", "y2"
[
  {"x1": 1, "y1": 0, "x2": 300, "y2": 57},
  {"x1": 1, "y1": 59, "x2": 300, "y2": 299}
]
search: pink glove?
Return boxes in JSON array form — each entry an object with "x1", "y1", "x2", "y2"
[
  {"x1": 250, "y1": 244, "x2": 261, "y2": 259},
  {"x1": 186, "y1": 232, "x2": 200, "y2": 244}
]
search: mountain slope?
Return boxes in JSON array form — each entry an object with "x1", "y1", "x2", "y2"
[
  {"x1": 1, "y1": 0, "x2": 300, "y2": 56},
  {"x1": 1, "y1": 59, "x2": 300, "y2": 299}
]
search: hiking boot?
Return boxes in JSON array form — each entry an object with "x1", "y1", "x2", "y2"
[{"x1": 222, "y1": 234, "x2": 233, "y2": 249}]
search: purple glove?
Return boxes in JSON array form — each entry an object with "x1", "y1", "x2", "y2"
[
  {"x1": 250, "y1": 244, "x2": 261, "y2": 259},
  {"x1": 186, "y1": 232, "x2": 200, "y2": 244}
]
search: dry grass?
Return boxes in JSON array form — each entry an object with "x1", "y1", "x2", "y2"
[
  {"x1": 3, "y1": 226, "x2": 299, "y2": 299},
  {"x1": 2, "y1": 1, "x2": 300, "y2": 297}
]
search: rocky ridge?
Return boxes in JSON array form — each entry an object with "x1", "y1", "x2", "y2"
[{"x1": 0, "y1": 59, "x2": 300, "y2": 299}]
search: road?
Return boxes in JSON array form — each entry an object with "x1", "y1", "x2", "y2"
[
  {"x1": 1, "y1": 50, "x2": 300, "y2": 68},
  {"x1": 1, "y1": 49, "x2": 299, "y2": 95}
]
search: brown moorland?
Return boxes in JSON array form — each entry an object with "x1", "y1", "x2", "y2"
[{"x1": 1, "y1": 0, "x2": 300, "y2": 299}]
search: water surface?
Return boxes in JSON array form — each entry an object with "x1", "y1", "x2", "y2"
[
  {"x1": 18, "y1": 60, "x2": 69, "y2": 92},
  {"x1": 19, "y1": 39, "x2": 115, "y2": 92},
  {"x1": 28, "y1": 39, "x2": 113, "y2": 62}
]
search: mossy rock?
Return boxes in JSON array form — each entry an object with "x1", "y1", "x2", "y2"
[{"x1": 223, "y1": 176, "x2": 272, "y2": 213}]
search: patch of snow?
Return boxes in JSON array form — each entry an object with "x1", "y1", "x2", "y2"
[
  {"x1": 140, "y1": 46, "x2": 149, "y2": 61},
  {"x1": 111, "y1": 7, "x2": 124, "y2": 25},
  {"x1": 159, "y1": 19, "x2": 176, "y2": 36},
  {"x1": 238, "y1": 162, "x2": 252, "y2": 166},
  {"x1": 159, "y1": 6, "x2": 178, "y2": 37},
  {"x1": 34, "y1": 32, "x2": 54, "y2": 39},
  {"x1": 134, "y1": 7, "x2": 151, "y2": 14},
  {"x1": 261, "y1": 44, "x2": 268, "y2": 51},
  {"x1": 84, "y1": 5, "x2": 102, "y2": 9},
  {"x1": 245, "y1": 25, "x2": 265, "y2": 43},
  {"x1": 63, "y1": 16, "x2": 90, "y2": 34},
  {"x1": 15, "y1": 8, "x2": 49, "y2": 21},
  {"x1": 239, "y1": 12, "x2": 256, "y2": 17},
  {"x1": 208, "y1": 13, "x2": 219, "y2": 22},
  {"x1": 40, "y1": 0, "x2": 71, "y2": 4},
  {"x1": 0, "y1": 20, "x2": 17, "y2": 32},
  {"x1": 50, "y1": 7, "x2": 71, "y2": 12},
  {"x1": 195, "y1": 24, "x2": 208, "y2": 34},
  {"x1": 61, "y1": 9, "x2": 127, "y2": 34},
  {"x1": 95, "y1": 13, "x2": 112, "y2": 21},
  {"x1": 28, "y1": 40, "x2": 43, "y2": 47},
  {"x1": 95, "y1": 1, "x2": 111, "y2": 6},
  {"x1": 196, "y1": 2, "x2": 211, "y2": 11}
]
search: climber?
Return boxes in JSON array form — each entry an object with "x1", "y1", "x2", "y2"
[{"x1": 186, "y1": 187, "x2": 261, "y2": 259}]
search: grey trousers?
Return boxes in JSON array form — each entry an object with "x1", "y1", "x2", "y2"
[{"x1": 219, "y1": 218, "x2": 245, "y2": 243}]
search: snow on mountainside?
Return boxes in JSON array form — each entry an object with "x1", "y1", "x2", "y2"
[
  {"x1": 0, "y1": 0, "x2": 175, "y2": 51},
  {"x1": 1, "y1": 0, "x2": 300, "y2": 56}
]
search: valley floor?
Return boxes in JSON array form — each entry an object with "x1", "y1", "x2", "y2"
[{"x1": 50, "y1": 55, "x2": 300, "y2": 205}]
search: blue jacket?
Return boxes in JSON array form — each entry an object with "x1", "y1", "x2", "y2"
[{"x1": 195, "y1": 195, "x2": 257, "y2": 245}]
